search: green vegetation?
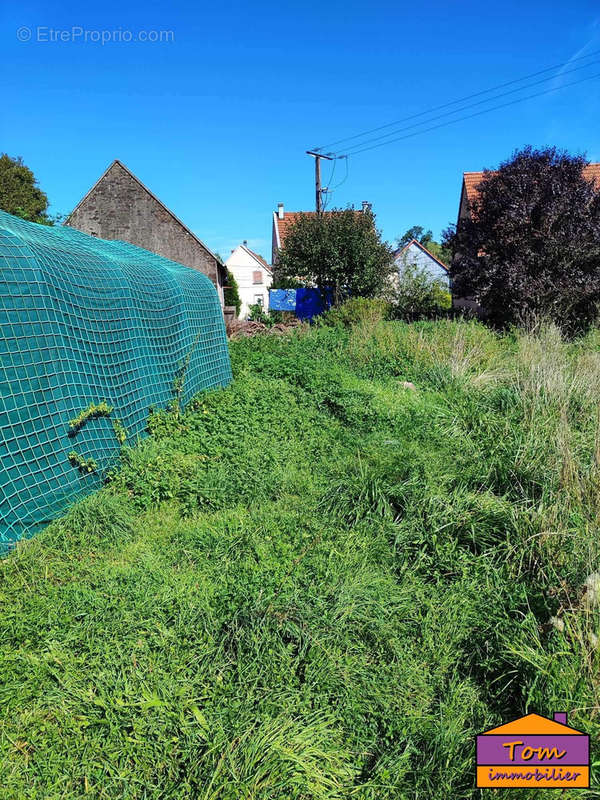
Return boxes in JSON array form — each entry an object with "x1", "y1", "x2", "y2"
[
  {"x1": 395, "y1": 224, "x2": 452, "y2": 266},
  {"x1": 2, "y1": 316, "x2": 600, "y2": 798},
  {"x1": 387, "y1": 261, "x2": 452, "y2": 320},
  {"x1": 319, "y1": 296, "x2": 391, "y2": 327},
  {"x1": 111, "y1": 418, "x2": 128, "y2": 446},
  {"x1": 273, "y1": 207, "x2": 394, "y2": 302},
  {"x1": 68, "y1": 401, "x2": 114, "y2": 433},
  {"x1": 68, "y1": 401, "x2": 125, "y2": 473},
  {"x1": 247, "y1": 303, "x2": 283, "y2": 326},
  {"x1": 171, "y1": 332, "x2": 205, "y2": 416},
  {"x1": 68, "y1": 450, "x2": 98, "y2": 474},
  {"x1": 224, "y1": 270, "x2": 241, "y2": 318},
  {"x1": 0, "y1": 153, "x2": 56, "y2": 225}
]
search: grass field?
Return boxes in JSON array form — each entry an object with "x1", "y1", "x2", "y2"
[{"x1": 1, "y1": 315, "x2": 600, "y2": 798}]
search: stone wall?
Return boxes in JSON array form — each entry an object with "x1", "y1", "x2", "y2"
[{"x1": 66, "y1": 161, "x2": 220, "y2": 290}]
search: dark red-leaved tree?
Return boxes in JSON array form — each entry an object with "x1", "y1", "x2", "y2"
[{"x1": 445, "y1": 146, "x2": 600, "y2": 331}]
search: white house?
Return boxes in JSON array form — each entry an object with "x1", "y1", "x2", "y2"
[
  {"x1": 393, "y1": 239, "x2": 449, "y2": 286},
  {"x1": 225, "y1": 241, "x2": 273, "y2": 318}
]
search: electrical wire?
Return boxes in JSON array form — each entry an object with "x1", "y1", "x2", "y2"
[
  {"x1": 321, "y1": 156, "x2": 351, "y2": 209},
  {"x1": 321, "y1": 158, "x2": 337, "y2": 210},
  {"x1": 312, "y1": 48, "x2": 600, "y2": 154},
  {"x1": 341, "y1": 70, "x2": 600, "y2": 156},
  {"x1": 329, "y1": 156, "x2": 349, "y2": 191},
  {"x1": 338, "y1": 58, "x2": 599, "y2": 156}
]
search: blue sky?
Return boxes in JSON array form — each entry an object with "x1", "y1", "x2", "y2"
[{"x1": 1, "y1": 0, "x2": 599, "y2": 261}]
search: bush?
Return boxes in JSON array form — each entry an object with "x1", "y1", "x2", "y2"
[
  {"x1": 320, "y1": 297, "x2": 391, "y2": 327},
  {"x1": 224, "y1": 270, "x2": 241, "y2": 317},
  {"x1": 247, "y1": 303, "x2": 283, "y2": 326},
  {"x1": 387, "y1": 262, "x2": 451, "y2": 320}
]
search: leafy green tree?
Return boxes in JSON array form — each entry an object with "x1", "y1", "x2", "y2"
[
  {"x1": 0, "y1": 154, "x2": 52, "y2": 224},
  {"x1": 445, "y1": 146, "x2": 600, "y2": 331},
  {"x1": 224, "y1": 270, "x2": 241, "y2": 317},
  {"x1": 396, "y1": 225, "x2": 434, "y2": 249},
  {"x1": 426, "y1": 239, "x2": 452, "y2": 266},
  {"x1": 274, "y1": 208, "x2": 394, "y2": 304},
  {"x1": 270, "y1": 275, "x2": 305, "y2": 290}
]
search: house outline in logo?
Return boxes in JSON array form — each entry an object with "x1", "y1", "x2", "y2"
[{"x1": 476, "y1": 712, "x2": 590, "y2": 789}]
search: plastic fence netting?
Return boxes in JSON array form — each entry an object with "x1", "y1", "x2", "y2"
[{"x1": 0, "y1": 210, "x2": 231, "y2": 550}]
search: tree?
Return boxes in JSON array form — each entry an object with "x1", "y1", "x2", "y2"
[
  {"x1": 426, "y1": 239, "x2": 452, "y2": 266},
  {"x1": 396, "y1": 224, "x2": 452, "y2": 265},
  {"x1": 396, "y1": 225, "x2": 434, "y2": 249},
  {"x1": 0, "y1": 154, "x2": 52, "y2": 224},
  {"x1": 274, "y1": 207, "x2": 394, "y2": 304},
  {"x1": 445, "y1": 146, "x2": 600, "y2": 331},
  {"x1": 224, "y1": 270, "x2": 241, "y2": 317}
]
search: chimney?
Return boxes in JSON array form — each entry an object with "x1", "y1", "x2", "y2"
[
  {"x1": 243, "y1": 240, "x2": 248, "y2": 246},
  {"x1": 553, "y1": 712, "x2": 568, "y2": 725},
  {"x1": 277, "y1": 202, "x2": 284, "y2": 220},
  {"x1": 361, "y1": 201, "x2": 372, "y2": 213}
]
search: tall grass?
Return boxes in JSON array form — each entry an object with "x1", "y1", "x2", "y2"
[{"x1": 1, "y1": 316, "x2": 600, "y2": 798}]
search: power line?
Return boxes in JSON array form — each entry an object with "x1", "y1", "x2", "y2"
[
  {"x1": 321, "y1": 158, "x2": 337, "y2": 210},
  {"x1": 329, "y1": 156, "x2": 349, "y2": 191},
  {"x1": 338, "y1": 58, "x2": 599, "y2": 156},
  {"x1": 312, "y1": 48, "x2": 600, "y2": 155},
  {"x1": 341, "y1": 70, "x2": 600, "y2": 156},
  {"x1": 321, "y1": 156, "x2": 350, "y2": 209}
]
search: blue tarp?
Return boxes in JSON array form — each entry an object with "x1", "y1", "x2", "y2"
[
  {"x1": 269, "y1": 289, "x2": 296, "y2": 312},
  {"x1": 269, "y1": 288, "x2": 332, "y2": 320}
]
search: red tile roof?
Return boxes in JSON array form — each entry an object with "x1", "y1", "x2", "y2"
[
  {"x1": 463, "y1": 163, "x2": 600, "y2": 207},
  {"x1": 273, "y1": 209, "x2": 365, "y2": 250},
  {"x1": 274, "y1": 211, "x2": 317, "y2": 249}
]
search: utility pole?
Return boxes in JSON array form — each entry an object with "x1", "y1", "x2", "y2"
[{"x1": 306, "y1": 151, "x2": 334, "y2": 214}]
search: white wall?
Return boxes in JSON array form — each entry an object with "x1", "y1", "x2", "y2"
[
  {"x1": 225, "y1": 246, "x2": 273, "y2": 318},
  {"x1": 394, "y1": 242, "x2": 449, "y2": 286}
]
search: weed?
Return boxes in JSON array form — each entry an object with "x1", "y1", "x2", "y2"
[
  {"x1": 3, "y1": 318, "x2": 600, "y2": 798},
  {"x1": 68, "y1": 450, "x2": 98, "y2": 473},
  {"x1": 112, "y1": 418, "x2": 128, "y2": 445},
  {"x1": 68, "y1": 400, "x2": 113, "y2": 433}
]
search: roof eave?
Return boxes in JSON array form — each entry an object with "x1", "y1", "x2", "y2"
[
  {"x1": 273, "y1": 211, "x2": 282, "y2": 250},
  {"x1": 240, "y1": 244, "x2": 272, "y2": 273}
]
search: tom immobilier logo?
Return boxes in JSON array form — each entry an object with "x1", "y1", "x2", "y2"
[{"x1": 476, "y1": 712, "x2": 589, "y2": 788}]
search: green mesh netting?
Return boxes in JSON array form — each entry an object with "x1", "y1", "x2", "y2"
[{"x1": 0, "y1": 210, "x2": 232, "y2": 550}]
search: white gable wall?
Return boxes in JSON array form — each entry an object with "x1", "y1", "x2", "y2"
[
  {"x1": 394, "y1": 242, "x2": 449, "y2": 286},
  {"x1": 225, "y1": 245, "x2": 273, "y2": 318}
]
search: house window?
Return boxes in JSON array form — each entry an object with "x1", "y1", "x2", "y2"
[
  {"x1": 254, "y1": 294, "x2": 264, "y2": 307},
  {"x1": 252, "y1": 270, "x2": 262, "y2": 285}
]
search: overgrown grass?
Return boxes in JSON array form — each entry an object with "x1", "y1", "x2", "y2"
[{"x1": 1, "y1": 318, "x2": 600, "y2": 798}]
